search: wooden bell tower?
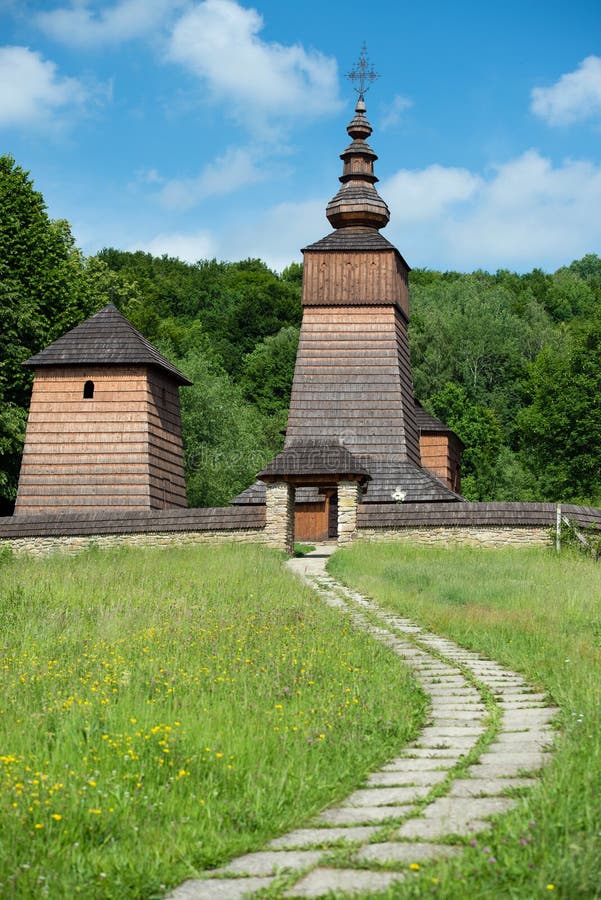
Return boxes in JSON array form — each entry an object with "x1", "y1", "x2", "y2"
[{"x1": 15, "y1": 304, "x2": 191, "y2": 515}]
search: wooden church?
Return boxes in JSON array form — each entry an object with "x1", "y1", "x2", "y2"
[
  {"x1": 14, "y1": 304, "x2": 190, "y2": 515},
  {"x1": 233, "y1": 68, "x2": 463, "y2": 540},
  {"x1": 13, "y1": 50, "x2": 462, "y2": 536}
]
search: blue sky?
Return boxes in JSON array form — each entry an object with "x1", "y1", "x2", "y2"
[{"x1": 1, "y1": 0, "x2": 600, "y2": 272}]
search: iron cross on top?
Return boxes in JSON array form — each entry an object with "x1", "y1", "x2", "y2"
[{"x1": 346, "y1": 43, "x2": 379, "y2": 98}]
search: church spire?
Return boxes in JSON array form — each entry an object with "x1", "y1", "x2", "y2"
[{"x1": 326, "y1": 46, "x2": 390, "y2": 231}]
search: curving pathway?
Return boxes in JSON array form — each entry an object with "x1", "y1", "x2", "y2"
[{"x1": 167, "y1": 545, "x2": 558, "y2": 899}]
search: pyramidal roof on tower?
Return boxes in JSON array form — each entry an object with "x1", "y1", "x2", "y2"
[{"x1": 23, "y1": 303, "x2": 192, "y2": 385}]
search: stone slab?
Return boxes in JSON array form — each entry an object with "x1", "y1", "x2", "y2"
[
  {"x1": 491, "y1": 733, "x2": 554, "y2": 747},
  {"x1": 316, "y1": 805, "x2": 413, "y2": 826},
  {"x1": 215, "y1": 850, "x2": 322, "y2": 876},
  {"x1": 501, "y1": 710, "x2": 559, "y2": 727},
  {"x1": 447, "y1": 777, "x2": 537, "y2": 797},
  {"x1": 435, "y1": 715, "x2": 487, "y2": 727},
  {"x1": 414, "y1": 736, "x2": 480, "y2": 750},
  {"x1": 381, "y1": 756, "x2": 458, "y2": 772},
  {"x1": 343, "y1": 785, "x2": 429, "y2": 807},
  {"x1": 491, "y1": 686, "x2": 543, "y2": 696},
  {"x1": 497, "y1": 700, "x2": 548, "y2": 709},
  {"x1": 397, "y1": 817, "x2": 489, "y2": 839},
  {"x1": 367, "y1": 769, "x2": 448, "y2": 788},
  {"x1": 285, "y1": 867, "x2": 405, "y2": 897},
  {"x1": 165, "y1": 877, "x2": 274, "y2": 899},
  {"x1": 268, "y1": 827, "x2": 379, "y2": 850},
  {"x1": 402, "y1": 747, "x2": 468, "y2": 758},
  {"x1": 428, "y1": 691, "x2": 482, "y2": 702},
  {"x1": 420, "y1": 795, "x2": 517, "y2": 822},
  {"x1": 356, "y1": 841, "x2": 461, "y2": 865},
  {"x1": 497, "y1": 693, "x2": 549, "y2": 703},
  {"x1": 419, "y1": 725, "x2": 486, "y2": 738},
  {"x1": 467, "y1": 759, "x2": 546, "y2": 779}
]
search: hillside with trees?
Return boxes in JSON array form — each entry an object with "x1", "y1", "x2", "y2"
[{"x1": 1, "y1": 154, "x2": 600, "y2": 514}]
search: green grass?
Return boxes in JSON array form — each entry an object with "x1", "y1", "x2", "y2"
[
  {"x1": 293, "y1": 543, "x2": 316, "y2": 557},
  {"x1": 329, "y1": 543, "x2": 601, "y2": 899},
  {"x1": 0, "y1": 543, "x2": 426, "y2": 898}
]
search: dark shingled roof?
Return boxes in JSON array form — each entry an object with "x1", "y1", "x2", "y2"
[
  {"x1": 414, "y1": 400, "x2": 465, "y2": 447},
  {"x1": 357, "y1": 502, "x2": 601, "y2": 529},
  {"x1": 258, "y1": 440, "x2": 370, "y2": 481},
  {"x1": 0, "y1": 505, "x2": 264, "y2": 538},
  {"x1": 360, "y1": 459, "x2": 464, "y2": 503},
  {"x1": 303, "y1": 228, "x2": 405, "y2": 256},
  {"x1": 232, "y1": 457, "x2": 462, "y2": 506},
  {"x1": 24, "y1": 304, "x2": 192, "y2": 385}
]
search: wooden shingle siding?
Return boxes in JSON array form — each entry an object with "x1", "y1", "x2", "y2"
[
  {"x1": 286, "y1": 306, "x2": 421, "y2": 468},
  {"x1": 147, "y1": 369, "x2": 187, "y2": 508}
]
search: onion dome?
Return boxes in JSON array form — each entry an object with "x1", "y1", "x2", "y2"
[{"x1": 326, "y1": 96, "x2": 390, "y2": 231}]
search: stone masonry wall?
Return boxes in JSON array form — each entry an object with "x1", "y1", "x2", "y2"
[
  {"x1": 357, "y1": 526, "x2": 551, "y2": 548},
  {"x1": 338, "y1": 480, "x2": 361, "y2": 544},
  {"x1": 1, "y1": 528, "x2": 265, "y2": 559},
  {"x1": 264, "y1": 482, "x2": 295, "y2": 554}
]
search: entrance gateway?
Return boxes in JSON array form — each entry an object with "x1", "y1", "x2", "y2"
[{"x1": 258, "y1": 441, "x2": 369, "y2": 544}]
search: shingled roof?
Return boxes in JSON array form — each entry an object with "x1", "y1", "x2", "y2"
[
  {"x1": 258, "y1": 440, "x2": 370, "y2": 481},
  {"x1": 233, "y1": 455, "x2": 462, "y2": 506},
  {"x1": 23, "y1": 304, "x2": 192, "y2": 385},
  {"x1": 414, "y1": 400, "x2": 465, "y2": 447},
  {"x1": 303, "y1": 228, "x2": 409, "y2": 260}
]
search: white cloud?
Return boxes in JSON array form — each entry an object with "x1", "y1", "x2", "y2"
[
  {"x1": 383, "y1": 150, "x2": 601, "y2": 271},
  {"x1": 220, "y1": 198, "x2": 325, "y2": 271},
  {"x1": 36, "y1": 0, "x2": 184, "y2": 46},
  {"x1": 128, "y1": 228, "x2": 216, "y2": 262},
  {"x1": 167, "y1": 0, "x2": 340, "y2": 131},
  {"x1": 0, "y1": 45, "x2": 87, "y2": 127},
  {"x1": 531, "y1": 56, "x2": 601, "y2": 126},
  {"x1": 380, "y1": 94, "x2": 412, "y2": 130},
  {"x1": 159, "y1": 146, "x2": 265, "y2": 211},
  {"x1": 382, "y1": 164, "x2": 481, "y2": 223}
]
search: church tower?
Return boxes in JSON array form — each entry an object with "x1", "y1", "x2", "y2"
[{"x1": 235, "y1": 51, "x2": 462, "y2": 541}]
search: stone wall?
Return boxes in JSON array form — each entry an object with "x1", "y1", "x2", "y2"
[
  {"x1": 358, "y1": 526, "x2": 551, "y2": 548},
  {"x1": 1, "y1": 528, "x2": 265, "y2": 559}
]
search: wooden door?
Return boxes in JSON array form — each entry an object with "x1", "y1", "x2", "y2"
[{"x1": 294, "y1": 500, "x2": 329, "y2": 542}]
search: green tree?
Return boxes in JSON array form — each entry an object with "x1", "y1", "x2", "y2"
[
  {"x1": 241, "y1": 325, "x2": 299, "y2": 417},
  {"x1": 175, "y1": 350, "x2": 280, "y2": 508},
  {"x1": 427, "y1": 382, "x2": 504, "y2": 500},
  {"x1": 517, "y1": 314, "x2": 601, "y2": 504},
  {"x1": 0, "y1": 158, "x2": 83, "y2": 508}
]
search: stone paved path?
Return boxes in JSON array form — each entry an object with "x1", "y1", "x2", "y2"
[{"x1": 167, "y1": 545, "x2": 558, "y2": 899}]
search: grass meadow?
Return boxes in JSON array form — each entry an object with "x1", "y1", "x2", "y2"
[
  {"x1": 0, "y1": 543, "x2": 426, "y2": 899},
  {"x1": 329, "y1": 543, "x2": 601, "y2": 899}
]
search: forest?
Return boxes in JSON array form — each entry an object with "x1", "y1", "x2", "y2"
[{"x1": 1, "y1": 153, "x2": 600, "y2": 515}]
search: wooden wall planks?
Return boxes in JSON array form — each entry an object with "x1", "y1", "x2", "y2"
[{"x1": 15, "y1": 365, "x2": 188, "y2": 514}]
